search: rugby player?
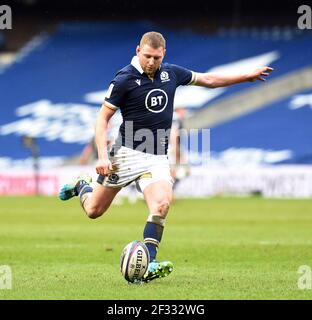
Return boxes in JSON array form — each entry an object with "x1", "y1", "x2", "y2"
[{"x1": 59, "y1": 31, "x2": 273, "y2": 283}]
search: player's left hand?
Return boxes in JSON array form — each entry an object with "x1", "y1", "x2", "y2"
[{"x1": 248, "y1": 66, "x2": 274, "y2": 82}]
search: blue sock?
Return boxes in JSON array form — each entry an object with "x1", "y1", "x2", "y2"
[
  {"x1": 143, "y1": 222, "x2": 164, "y2": 262},
  {"x1": 75, "y1": 180, "x2": 92, "y2": 195},
  {"x1": 78, "y1": 185, "x2": 93, "y2": 207}
]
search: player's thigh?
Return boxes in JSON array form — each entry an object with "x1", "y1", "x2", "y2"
[
  {"x1": 89, "y1": 183, "x2": 121, "y2": 212},
  {"x1": 143, "y1": 180, "x2": 173, "y2": 215}
]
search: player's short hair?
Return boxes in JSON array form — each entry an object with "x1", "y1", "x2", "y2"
[{"x1": 140, "y1": 31, "x2": 166, "y2": 49}]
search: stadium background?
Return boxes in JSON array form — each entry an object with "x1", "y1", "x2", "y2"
[
  {"x1": 1, "y1": 0, "x2": 311, "y2": 198},
  {"x1": 1, "y1": 0, "x2": 312, "y2": 300}
]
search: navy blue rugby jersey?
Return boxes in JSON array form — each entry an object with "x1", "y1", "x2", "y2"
[{"x1": 105, "y1": 56, "x2": 195, "y2": 155}]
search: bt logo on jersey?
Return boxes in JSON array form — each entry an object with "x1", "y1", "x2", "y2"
[
  {"x1": 145, "y1": 89, "x2": 168, "y2": 113},
  {"x1": 151, "y1": 96, "x2": 164, "y2": 106}
]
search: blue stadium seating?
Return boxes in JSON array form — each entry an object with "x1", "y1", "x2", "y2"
[{"x1": 210, "y1": 87, "x2": 312, "y2": 165}]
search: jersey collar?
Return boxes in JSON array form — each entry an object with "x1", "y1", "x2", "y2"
[{"x1": 131, "y1": 56, "x2": 144, "y2": 74}]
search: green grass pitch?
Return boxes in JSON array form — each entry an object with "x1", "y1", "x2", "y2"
[{"x1": 0, "y1": 196, "x2": 312, "y2": 300}]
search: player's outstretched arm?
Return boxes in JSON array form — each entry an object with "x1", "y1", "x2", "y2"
[
  {"x1": 95, "y1": 102, "x2": 116, "y2": 175},
  {"x1": 193, "y1": 66, "x2": 274, "y2": 88}
]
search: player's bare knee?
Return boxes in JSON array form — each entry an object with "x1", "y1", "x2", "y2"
[
  {"x1": 86, "y1": 211, "x2": 100, "y2": 219},
  {"x1": 157, "y1": 200, "x2": 170, "y2": 216},
  {"x1": 86, "y1": 210, "x2": 101, "y2": 219},
  {"x1": 85, "y1": 205, "x2": 106, "y2": 219}
]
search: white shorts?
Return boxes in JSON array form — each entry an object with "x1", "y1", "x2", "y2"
[{"x1": 97, "y1": 146, "x2": 174, "y2": 193}]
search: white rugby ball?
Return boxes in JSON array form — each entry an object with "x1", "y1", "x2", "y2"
[{"x1": 120, "y1": 240, "x2": 150, "y2": 283}]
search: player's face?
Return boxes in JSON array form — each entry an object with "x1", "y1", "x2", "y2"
[{"x1": 136, "y1": 44, "x2": 165, "y2": 78}]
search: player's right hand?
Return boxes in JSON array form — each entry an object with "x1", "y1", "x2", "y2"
[{"x1": 96, "y1": 158, "x2": 113, "y2": 175}]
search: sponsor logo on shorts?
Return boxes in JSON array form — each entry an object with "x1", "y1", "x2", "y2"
[{"x1": 107, "y1": 173, "x2": 119, "y2": 184}]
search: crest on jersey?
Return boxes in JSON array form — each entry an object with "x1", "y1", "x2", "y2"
[{"x1": 160, "y1": 71, "x2": 170, "y2": 82}]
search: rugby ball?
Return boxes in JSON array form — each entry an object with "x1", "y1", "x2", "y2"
[{"x1": 120, "y1": 240, "x2": 150, "y2": 283}]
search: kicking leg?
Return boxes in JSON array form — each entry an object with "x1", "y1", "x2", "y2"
[
  {"x1": 81, "y1": 183, "x2": 121, "y2": 219},
  {"x1": 59, "y1": 174, "x2": 121, "y2": 219}
]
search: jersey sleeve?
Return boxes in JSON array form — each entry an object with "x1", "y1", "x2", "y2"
[
  {"x1": 171, "y1": 64, "x2": 196, "y2": 86},
  {"x1": 104, "y1": 74, "x2": 127, "y2": 109}
]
